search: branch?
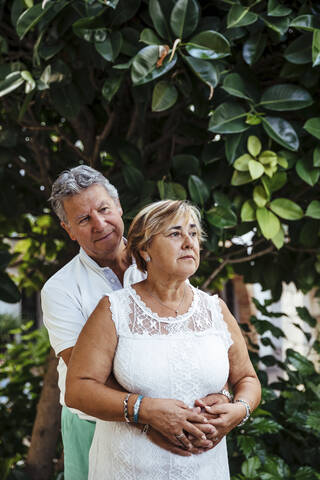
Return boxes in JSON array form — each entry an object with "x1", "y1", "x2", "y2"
[
  {"x1": 91, "y1": 111, "x2": 115, "y2": 167},
  {"x1": 201, "y1": 245, "x2": 274, "y2": 290},
  {"x1": 126, "y1": 105, "x2": 139, "y2": 140},
  {"x1": 55, "y1": 128, "x2": 90, "y2": 164}
]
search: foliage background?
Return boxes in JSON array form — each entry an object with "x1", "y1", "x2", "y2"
[{"x1": 0, "y1": 0, "x2": 320, "y2": 478}]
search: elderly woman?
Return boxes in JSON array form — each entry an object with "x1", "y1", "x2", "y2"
[{"x1": 66, "y1": 200, "x2": 261, "y2": 479}]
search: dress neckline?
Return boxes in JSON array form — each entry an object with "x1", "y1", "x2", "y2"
[{"x1": 128, "y1": 283, "x2": 198, "y2": 323}]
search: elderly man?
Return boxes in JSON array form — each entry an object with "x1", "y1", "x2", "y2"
[
  {"x1": 42, "y1": 166, "x2": 231, "y2": 479},
  {"x1": 42, "y1": 166, "x2": 147, "y2": 479}
]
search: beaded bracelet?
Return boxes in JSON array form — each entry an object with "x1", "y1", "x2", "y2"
[
  {"x1": 133, "y1": 394, "x2": 144, "y2": 423},
  {"x1": 234, "y1": 398, "x2": 251, "y2": 426},
  {"x1": 123, "y1": 393, "x2": 131, "y2": 423},
  {"x1": 218, "y1": 389, "x2": 233, "y2": 402}
]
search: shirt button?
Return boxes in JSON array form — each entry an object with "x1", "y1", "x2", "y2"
[{"x1": 110, "y1": 278, "x2": 115, "y2": 283}]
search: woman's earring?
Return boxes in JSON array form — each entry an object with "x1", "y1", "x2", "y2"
[{"x1": 145, "y1": 256, "x2": 151, "y2": 262}]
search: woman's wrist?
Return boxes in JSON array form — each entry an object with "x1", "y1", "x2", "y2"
[{"x1": 233, "y1": 398, "x2": 251, "y2": 426}]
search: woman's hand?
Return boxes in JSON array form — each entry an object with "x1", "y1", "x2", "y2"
[
  {"x1": 189, "y1": 402, "x2": 246, "y2": 448},
  {"x1": 139, "y1": 398, "x2": 210, "y2": 450}
]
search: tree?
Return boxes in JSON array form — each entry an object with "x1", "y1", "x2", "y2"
[{"x1": 0, "y1": 0, "x2": 319, "y2": 478}]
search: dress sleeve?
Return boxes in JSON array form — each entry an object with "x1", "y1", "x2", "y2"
[
  {"x1": 41, "y1": 282, "x2": 86, "y2": 356},
  {"x1": 210, "y1": 294, "x2": 233, "y2": 351}
]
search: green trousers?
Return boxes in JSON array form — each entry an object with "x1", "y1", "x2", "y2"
[{"x1": 61, "y1": 406, "x2": 96, "y2": 480}]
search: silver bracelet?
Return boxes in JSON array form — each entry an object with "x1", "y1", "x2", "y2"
[
  {"x1": 133, "y1": 395, "x2": 144, "y2": 423},
  {"x1": 218, "y1": 389, "x2": 233, "y2": 402},
  {"x1": 234, "y1": 398, "x2": 251, "y2": 426},
  {"x1": 123, "y1": 393, "x2": 131, "y2": 423}
]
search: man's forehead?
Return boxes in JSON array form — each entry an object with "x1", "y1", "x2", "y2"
[{"x1": 63, "y1": 186, "x2": 116, "y2": 216}]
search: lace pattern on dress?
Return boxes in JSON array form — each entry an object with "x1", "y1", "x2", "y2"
[{"x1": 108, "y1": 286, "x2": 233, "y2": 347}]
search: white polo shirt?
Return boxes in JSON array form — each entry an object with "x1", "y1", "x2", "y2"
[{"x1": 41, "y1": 247, "x2": 145, "y2": 419}]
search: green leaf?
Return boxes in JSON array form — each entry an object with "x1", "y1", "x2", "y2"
[
  {"x1": 231, "y1": 171, "x2": 252, "y2": 186},
  {"x1": 102, "y1": 74, "x2": 123, "y2": 102},
  {"x1": 51, "y1": 84, "x2": 82, "y2": 119},
  {"x1": 157, "y1": 180, "x2": 187, "y2": 200},
  {"x1": 268, "y1": 0, "x2": 292, "y2": 17},
  {"x1": 306, "y1": 200, "x2": 320, "y2": 219},
  {"x1": 152, "y1": 80, "x2": 178, "y2": 112},
  {"x1": 0, "y1": 72, "x2": 24, "y2": 98},
  {"x1": 296, "y1": 306, "x2": 317, "y2": 328},
  {"x1": 185, "y1": 30, "x2": 230, "y2": 60},
  {"x1": 0, "y1": 272, "x2": 21, "y2": 303},
  {"x1": 256, "y1": 207, "x2": 280, "y2": 239},
  {"x1": 206, "y1": 206, "x2": 237, "y2": 229},
  {"x1": 312, "y1": 30, "x2": 320, "y2": 67},
  {"x1": 261, "y1": 15, "x2": 290, "y2": 36},
  {"x1": 188, "y1": 174, "x2": 209, "y2": 206},
  {"x1": 225, "y1": 134, "x2": 243, "y2": 164},
  {"x1": 290, "y1": 15, "x2": 320, "y2": 32},
  {"x1": 313, "y1": 146, "x2": 320, "y2": 167},
  {"x1": 253, "y1": 185, "x2": 269, "y2": 207},
  {"x1": 131, "y1": 46, "x2": 177, "y2": 85},
  {"x1": 272, "y1": 226, "x2": 285, "y2": 249},
  {"x1": 172, "y1": 154, "x2": 199, "y2": 176},
  {"x1": 284, "y1": 34, "x2": 312, "y2": 64},
  {"x1": 241, "y1": 199, "x2": 256, "y2": 221},
  {"x1": 243, "y1": 32, "x2": 267, "y2": 65},
  {"x1": 170, "y1": 0, "x2": 199, "y2": 40},
  {"x1": 123, "y1": 165, "x2": 144, "y2": 193},
  {"x1": 184, "y1": 56, "x2": 219, "y2": 89},
  {"x1": 241, "y1": 456, "x2": 261, "y2": 479},
  {"x1": 222, "y1": 73, "x2": 254, "y2": 101},
  {"x1": 262, "y1": 172, "x2": 287, "y2": 193},
  {"x1": 286, "y1": 348, "x2": 315, "y2": 376},
  {"x1": 260, "y1": 84, "x2": 313, "y2": 111},
  {"x1": 262, "y1": 116, "x2": 299, "y2": 151},
  {"x1": 149, "y1": 0, "x2": 170, "y2": 39},
  {"x1": 16, "y1": 4, "x2": 46, "y2": 39},
  {"x1": 249, "y1": 160, "x2": 264, "y2": 180},
  {"x1": 269, "y1": 198, "x2": 303, "y2": 220},
  {"x1": 227, "y1": 6, "x2": 257, "y2": 29},
  {"x1": 209, "y1": 102, "x2": 248, "y2": 134},
  {"x1": 304, "y1": 117, "x2": 320, "y2": 139},
  {"x1": 234, "y1": 154, "x2": 251, "y2": 171},
  {"x1": 140, "y1": 28, "x2": 162, "y2": 45},
  {"x1": 95, "y1": 31, "x2": 122, "y2": 62},
  {"x1": 248, "y1": 136, "x2": 262, "y2": 157},
  {"x1": 296, "y1": 158, "x2": 320, "y2": 186}
]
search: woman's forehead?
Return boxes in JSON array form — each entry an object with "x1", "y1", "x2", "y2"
[{"x1": 163, "y1": 213, "x2": 198, "y2": 229}]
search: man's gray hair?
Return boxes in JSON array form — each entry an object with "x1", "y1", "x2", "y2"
[{"x1": 50, "y1": 165, "x2": 119, "y2": 224}]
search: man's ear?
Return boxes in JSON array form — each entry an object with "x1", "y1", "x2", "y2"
[{"x1": 61, "y1": 221, "x2": 76, "y2": 241}]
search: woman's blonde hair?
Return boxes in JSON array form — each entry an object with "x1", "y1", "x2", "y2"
[{"x1": 127, "y1": 200, "x2": 205, "y2": 272}]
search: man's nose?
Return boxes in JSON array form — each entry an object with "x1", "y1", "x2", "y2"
[{"x1": 92, "y1": 212, "x2": 105, "y2": 231}]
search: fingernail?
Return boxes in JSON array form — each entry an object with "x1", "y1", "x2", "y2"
[
  {"x1": 202, "y1": 417, "x2": 208, "y2": 422},
  {"x1": 204, "y1": 406, "x2": 211, "y2": 412},
  {"x1": 201, "y1": 434, "x2": 206, "y2": 440},
  {"x1": 207, "y1": 442, "x2": 213, "y2": 447}
]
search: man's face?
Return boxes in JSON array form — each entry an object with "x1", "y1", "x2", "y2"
[{"x1": 61, "y1": 184, "x2": 124, "y2": 266}]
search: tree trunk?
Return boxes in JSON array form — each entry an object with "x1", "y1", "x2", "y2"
[{"x1": 26, "y1": 348, "x2": 62, "y2": 480}]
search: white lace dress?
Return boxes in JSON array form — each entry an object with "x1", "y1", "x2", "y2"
[{"x1": 88, "y1": 284, "x2": 233, "y2": 480}]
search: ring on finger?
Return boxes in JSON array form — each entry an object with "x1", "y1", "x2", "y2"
[
  {"x1": 213, "y1": 436, "x2": 219, "y2": 442},
  {"x1": 175, "y1": 432, "x2": 186, "y2": 441}
]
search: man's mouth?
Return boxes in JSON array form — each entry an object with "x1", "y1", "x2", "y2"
[{"x1": 94, "y1": 231, "x2": 114, "y2": 242}]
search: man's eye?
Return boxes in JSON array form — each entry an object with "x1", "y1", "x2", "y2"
[
  {"x1": 79, "y1": 217, "x2": 89, "y2": 224},
  {"x1": 100, "y1": 207, "x2": 109, "y2": 213}
]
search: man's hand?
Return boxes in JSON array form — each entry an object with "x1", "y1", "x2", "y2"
[{"x1": 147, "y1": 429, "x2": 210, "y2": 456}]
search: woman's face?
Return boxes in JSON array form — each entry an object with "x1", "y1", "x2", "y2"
[{"x1": 144, "y1": 214, "x2": 200, "y2": 279}]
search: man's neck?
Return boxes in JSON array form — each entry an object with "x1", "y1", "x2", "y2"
[{"x1": 90, "y1": 240, "x2": 131, "y2": 284}]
